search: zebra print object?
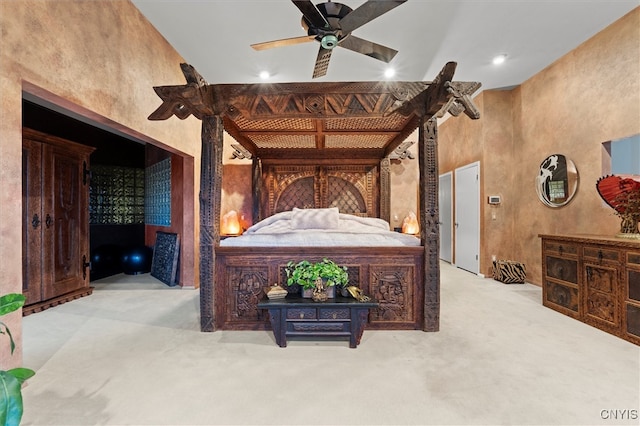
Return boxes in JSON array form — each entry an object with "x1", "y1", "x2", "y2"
[{"x1": 492, "y1": 260, "x2": 526, "y2": 284}]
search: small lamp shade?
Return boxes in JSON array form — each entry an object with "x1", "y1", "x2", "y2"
[
  {"x1": 402, "y1": 212, "x2": 420, "y2": 235},
  {"x1": 222, "y1": 210, "x2": 241, "y2": 235}
]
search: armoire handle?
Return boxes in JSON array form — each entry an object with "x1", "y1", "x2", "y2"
[
  {"x1": 32, "y1": 214, "x2": 40, "y2": 229},
  {"x1": 45, "y1": 214, "x2": 53, "y2": 228},
  {"x1": 82, "y1": 255, "x2": 91, "y2": 280}
]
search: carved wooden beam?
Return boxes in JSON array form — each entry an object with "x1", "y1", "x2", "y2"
[
  {"x1": 149, "y1": 63, "x2": 218, "y2": 120},
  {"x1": 230, "y1": 144, "x2": 253, "y2": 160},
  {"x1": 388, "y1": 140, "x2": 415, "y2": 160},
  {"x1": 419, "y1": 117, "x2": 440, "y2": 332},
  {"x1": 148, "y1": 65, "x2": 225, "y2": 332},
  {"x1": 436, "y1": 81, "x2": 482, "y2": 120},
  {"x1": 388, "y1": 62, "x2": 457, "y2": 118}
]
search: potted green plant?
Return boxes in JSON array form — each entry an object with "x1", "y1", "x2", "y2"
[
  {"x1": 285, "y1": 258, "x2": 348, "y2": 300},
  {"x1": 1, "y1": 293, "x2": 35, "y2": 426}
]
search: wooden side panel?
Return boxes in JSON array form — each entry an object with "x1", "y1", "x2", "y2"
[
  {"x1": 625, "y1": 254, "x2": 640, "y2": 344},
  {"x1": 369, "y1": 264, "x2": 416, "y2": 328},
  {"x1": 22, "y1": 140, "x2": 43, "y2": 306}
]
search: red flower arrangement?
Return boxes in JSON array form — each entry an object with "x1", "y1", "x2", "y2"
[{"x1": 596, "y1": 175, "x2": 640, "y2": 236}]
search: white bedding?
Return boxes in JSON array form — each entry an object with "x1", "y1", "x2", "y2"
[{"x1": 220, "y1": 208, "x2": 420, "y2": 247}]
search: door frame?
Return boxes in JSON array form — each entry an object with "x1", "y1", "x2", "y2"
[
  {"x1": 22, "y1": 81, "x2": 196, "y2": 288},
  {"x1": 439, "y1": 172, "x2": 453, "y2": 263},
  {"x1": 454, "y1": 161, "x2": 481, "y2": 275}
]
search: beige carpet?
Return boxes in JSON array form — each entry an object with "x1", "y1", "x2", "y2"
[{"x1": 21, "y1": 262, "x2": 640, "y2": 425}]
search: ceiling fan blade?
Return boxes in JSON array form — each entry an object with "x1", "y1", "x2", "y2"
[
  {"x1": 312, "y1": 46, "x2": 333, "y2": 79},
  {"x1": 338, "y1": 0, "x2": 407, "y2": 34},
  {"x1": 338, "y1": 35, "x2": 398, "y2": 63},
  {"x1": 251, "y1": 35, "x2": 316, "y2": 51},
  {"x1": 292, "y1": 0, "x2": 330, "y2": 29}
]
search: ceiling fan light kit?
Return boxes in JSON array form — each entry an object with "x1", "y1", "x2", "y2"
[
  {"x1": 250, "y1": 0, "x2": 408, "y2": 79},
  {"x1": 321, "y1": 34, "x2": 338, "y2": 49}
]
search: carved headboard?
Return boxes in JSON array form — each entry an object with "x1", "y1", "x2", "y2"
[{"x1": 261, "y1": 164, "x2": 379, "y2": 219}]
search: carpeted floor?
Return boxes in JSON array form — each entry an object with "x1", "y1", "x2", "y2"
[{"x1": 21, "y1": 262, "x2": 640, "y2": 425}]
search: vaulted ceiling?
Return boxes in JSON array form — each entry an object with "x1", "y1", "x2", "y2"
[{"x1": 132, "y1": 1, "x2": 638, "y2": 89}]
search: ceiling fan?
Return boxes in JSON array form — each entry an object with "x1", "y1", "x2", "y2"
[{"x1": 251, "y1": 0, "x2": 407, "y2": 79}]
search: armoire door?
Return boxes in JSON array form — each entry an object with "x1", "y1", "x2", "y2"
[
  {"x1": 22, "y1": 139, "x2": 44, "y2": 306},
  {"x1": 42, "y1": 142, "x2": 91, "y2": 300},
  {"x1": 22, "y1": 129, "x2": 94, "y2": 310}
]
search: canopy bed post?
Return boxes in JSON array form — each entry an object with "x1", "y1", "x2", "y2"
[
  {"x1": 419, "y1": 117, "x2": 440, "y2": 331},
  {"x1": 252, "y1": 157, "x2": 261, "y2": 224},
  {"x1": 380, "y1": 157, "x2": 391, "y2": 223},
  {"x1": 199, "y1": 115, "x2": 224, "y2": 332}
]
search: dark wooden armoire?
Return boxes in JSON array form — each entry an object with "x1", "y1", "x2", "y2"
[{"x1": 22, "y1": 128, "x2": 94, "y2": 314}]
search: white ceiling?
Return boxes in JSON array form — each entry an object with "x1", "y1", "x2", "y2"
[{"x1": 131, "y1": 0, "x2": 638, "y2": 90}]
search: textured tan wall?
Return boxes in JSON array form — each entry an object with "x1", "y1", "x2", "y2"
[
  {"x1": 438, "y1": 8, "x2": 640, "y2": 285},
  {"x1": 390, "y1": 130, "x2": 419, "y2": 229},
  {"x1": 512, "y1": 7, "x2": 640, "y2": 285},
  {"x1": 0, "y1": 0, "x2": 201, "y2": 368}
]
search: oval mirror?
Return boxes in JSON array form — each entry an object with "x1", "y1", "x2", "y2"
[{"x1": 536, "y1": 154, "x2": 579, "y2": 207}]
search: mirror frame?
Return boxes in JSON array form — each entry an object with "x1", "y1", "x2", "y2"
[{"x1": 536, "y1": 154, "x2": 579, "y2": 208}]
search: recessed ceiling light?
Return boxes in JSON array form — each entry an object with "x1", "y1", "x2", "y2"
[
  {"x1": 384, "y1": 68, "x2": 396, "y2": 78},
  {"x1": 492, "y1": 54, "x2": 507, "y2": 65},
  {"x1": 259, "y1": 70, "x2": 270, "y2": 80}
]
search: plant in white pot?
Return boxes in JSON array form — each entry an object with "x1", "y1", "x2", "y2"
[
  {"x1": 285, "y1": 258, "x2": 348, "y2": 301},
  {"x1": 0, "y1": 293, "x2": 35, "y2": 426}
]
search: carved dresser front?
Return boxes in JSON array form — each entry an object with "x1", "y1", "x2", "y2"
[{"x1": 540, "y1": 234, "x2": 640, "y2": 345}]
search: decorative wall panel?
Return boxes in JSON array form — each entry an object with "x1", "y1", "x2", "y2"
[
  {"x1": 263, "y1": 164, "x2": 378, "y2": 218},
  {"x1": 145, "y1": 158, "x2": 171, "y2": 226},
  {"x1": 226, "y1": 266, "x2": 268, "y2": 325},
  {"x1": 369, "y1": 265, "x2": 414, "y2": 324},
  {"x1": 90, "y1": 165, "x2": 145, "y2": 225}
]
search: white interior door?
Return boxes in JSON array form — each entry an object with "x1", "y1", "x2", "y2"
[
  {"x1": 454, "y1": 162, "x2": 480, "y2": 274},
  {"x1": 439, "y1": 172, "x2": 453, "y2": 263}
]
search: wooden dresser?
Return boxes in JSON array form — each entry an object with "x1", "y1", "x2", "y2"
[{"x1": 540, "y1": 234, "x2": 640, "y2": 345}]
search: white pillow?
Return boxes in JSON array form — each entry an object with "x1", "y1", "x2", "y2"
[{"x1": 291, "y1": 207, "x2": 340, "y2": 230}]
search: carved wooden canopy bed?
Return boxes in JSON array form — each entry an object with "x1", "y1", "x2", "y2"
[{"x1": 149, "y1": 62, "x2": 480, "y2": 333}]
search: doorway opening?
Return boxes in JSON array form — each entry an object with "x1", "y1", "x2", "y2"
[{"x1": 21, "y1": 86, "x2": 195, "y2": 291}]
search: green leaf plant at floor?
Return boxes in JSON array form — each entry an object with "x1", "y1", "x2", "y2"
[{"x1": 0, "y1": 293, "x2": 35, "y2": 426}]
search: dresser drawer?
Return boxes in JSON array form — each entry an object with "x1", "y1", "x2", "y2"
[
  {"x1": 627, "y1": 252, "x2": 640, "y2": 266},
  {"x1": 545, "y1": 256, "x2": 578, "y2": 284},
  {"x1": 625, "y1": 303, "x2": 640, "y2": 340},
  {"x1": 544, "y1": 280, "x2": 579, "y2": 313},
  {"x1": 286, "y1": 307, "x2": 317, "y2": 320},
  {"x1": 628, "y1": 269, "x2": 640, "y2": 303},
  {"x1": 288, "y1": 321, "x2": 349, "y2": 333},
  {"x1": 544, "y1": 241, "x2": 578, "y2": 256},
  {"x1": 583, "y1": 246, "x2": 620, "y2": 263},
  {"x1": 319, "y1": 307, "x2": 350, "y2": 320}
]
